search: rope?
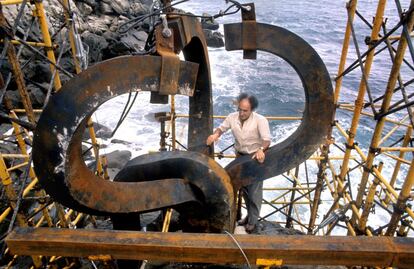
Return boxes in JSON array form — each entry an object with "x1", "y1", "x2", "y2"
[{"x1": 224, "y1": 230, "x2": 251, "y2": 269}]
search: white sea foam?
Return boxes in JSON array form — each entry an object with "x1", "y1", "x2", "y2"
[{"x1": 88, "y1": 0, "x2": 413, "y2": 235}]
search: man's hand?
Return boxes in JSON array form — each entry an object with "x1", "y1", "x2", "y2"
[
  {"x1": 252, "y1": 148, "x2": 265, "y2": 163},
  {"x1": 206, "y1": 133, "x2": 220, "y2": 145}
]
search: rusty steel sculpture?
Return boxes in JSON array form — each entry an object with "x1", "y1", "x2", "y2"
[{"x1": 32, "y1": 3, "x2": 334, "y2": 232}]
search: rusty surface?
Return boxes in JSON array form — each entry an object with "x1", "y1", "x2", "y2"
[
  {"x1": 32, "y1": 17, "x2": 228, "y2": 231},
  {"x1": 7, "y1": 227, "x2": 414, "y2": 268},
  {"x1": 33, "y1": 13, "x2": 333, "y2": 233},
  {"x1": 112, "y1": 151, "x2": 234, "y2": 232},
  {"x1": 33, "y1": 55, "x2": 200, "y2": 215},
  {"x1": 155, "y1": 22, "x2": 182, "y2": 96},
  {"x1": 241, "y1": 3, "x2": 257, "y2": 59},
  {"x1": 224, "y1": 22, "x2": 334, "y2": 189}
]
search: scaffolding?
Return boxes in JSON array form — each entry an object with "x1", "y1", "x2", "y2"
[{"x1": 0, "y1": 0, "x2": 413, "y2": 268}]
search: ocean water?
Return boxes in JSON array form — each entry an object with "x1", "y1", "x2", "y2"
[{"x1": 93, "y1": 0, "x2": 414, "y2": 234}]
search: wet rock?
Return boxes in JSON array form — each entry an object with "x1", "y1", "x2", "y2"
[
  {"x1": 102, "y1": 150, "x2": 132, "y2": 169},
  {"x1": 102, "y1": 30, "x2": 119, "y2": 42},
  {"x1": 83, "y1": 122, "x2": 112, "y2": 139},
  {"x1": 201, "y1": 13, "x2": 219, "y2": 30},
  {"x1": 28, "y1": 83, "x2": 47, "y2": 108},
  {"x1": 111, "y1": 139, "x2": 130, "y2": 145},
  {"x1": 81, "y1": 31, "x2": 109, "y2": 63},
  {"x1": 79, "y1": 0, "x2": 98, "y2": 9},
  {"x1": 0, "y1": 141, "x2": 18, "y2": 155},
  {"x1": 75, "y1": 1, "x2": 93, "y2": 16},
  {"x1": 87, "y1": 15, "x2": 110, "y2": 35},
  {"x1": 255, "y1": 220, "x2": 305, "y2": 235},
  {"x1": 130, "y1": 2, "x2": 149, "y2": 16},
  {"x1": 107, "y1": 0, "x2": 130, "y2": 16},
  {"x1": 43, "y1": 0, "x2": 85, "y2": 35},
  {"x1": 141, "y1": 211, "x2": 162, "y2": 228},
  {"x1": 106, "y1": 167, "x2": 120, "y2": 179},
  {"x1": 85, "y1": 218, "x2": 113, "y2": 230},
  {"x1": 203, "y1": 29, "x2": 224, "y2": 47},
  {"x1": 103, "y1": 38, "x2": 134, "y2": 59},
  {"x1": 4, "y1": 91, "x2": 21, "y2": 109},
  {"x1": 145, "y1": 209, "x2": 181, "y2": 232},
  {"x1": 99, "y1": 2, "x2": 114, "y2": 15},
  {"x1": 24, "y1": 61, "x2": 52, "y2": 84},
  {"x1": 58, "y1": 53, "x2": 77, "y2": 74},
  {"x1": 0, "y1": 124, "x2": 13, "y2": 136},
  {"x1": 119, "y1": 29, "x2": 147, "y2": 52}
]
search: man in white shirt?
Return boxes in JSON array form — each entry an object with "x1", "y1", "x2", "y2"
[{"x1": 206, "y1": 93, "x2": 271, "y2": 233}]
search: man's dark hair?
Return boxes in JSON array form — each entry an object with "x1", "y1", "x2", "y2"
[{"x1": 237, "y1": 93, "x2": 259, "y2": 110}]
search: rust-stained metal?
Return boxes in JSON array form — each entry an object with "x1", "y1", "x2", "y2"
[
  {"x1": 112, "y1": 152, "x2": 234, "y2": 232},
  {"x1": 33, "y1": 55, "x2": 200, "y2": 214},
  {"x1": 32, "y1": 10, "x2": 332, "y2": 233},
  {"x1": 6, "y1": 227, "x2": 414, "y2": 268},
  {"x1": 155, "y1": 20, "x2": 181, "y2": 96},
  {"x1": 0, "y1": 6, "x2": 35, "y2": 124},
  {"x1": 224, "y1": 21, "x2": 334, "y2": 189},
  {"x1": 241, "y1": 3, "x2": 257, "y2": 59}
]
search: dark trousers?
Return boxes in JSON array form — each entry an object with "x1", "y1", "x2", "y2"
[
  {"x1": 237, "y1": 152, "x2": 263, "y2": 226},
  {"x1": 241, "y1": 180, "x2": 263, "y2": 226}
]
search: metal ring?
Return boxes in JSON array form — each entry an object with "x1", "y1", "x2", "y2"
[{"x1": 224, "y1": 23, "x2": 334, "y2": 188}]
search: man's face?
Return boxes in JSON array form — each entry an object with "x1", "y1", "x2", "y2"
[{"x1": 238, "y1": 99, "x2": 252, "y2": 122}]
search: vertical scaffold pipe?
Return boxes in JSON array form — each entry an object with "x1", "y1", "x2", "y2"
[
  {"x1": 384, "y1": 126, "x2": 413, "y2": 205},
  {"x1": 385, "y1": 157, "x2": 414, "y2": 235},
  {"x1": 32, "y1": 1, "x2": 62, "y2": 90},
  {"x1": 339, "y1": 0, "x2": 386, "y2": 204},
  {"x1": 359, "y1": 161, "x2": 383, "y2": 231},
  {"x1": 353, "y1": 0, "x2": 414, "y2": 229},
  {"x1": 308, "y1": 146, "x2": 327, "y2": 234},
  {"x1": 334, "y1": 0, "x2": 357, "y2": 104}
]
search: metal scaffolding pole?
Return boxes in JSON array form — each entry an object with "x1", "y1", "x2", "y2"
[{"x1": 353, "y1": 0, "x2": 414, "y2": 229}]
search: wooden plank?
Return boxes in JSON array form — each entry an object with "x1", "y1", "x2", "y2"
[{"x1": 6, "y1": 227, "x2": 414, "y2": 267}]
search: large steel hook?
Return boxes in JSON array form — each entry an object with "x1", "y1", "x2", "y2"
[
  {"x1": 223, "y1": 4, "x2": 334, "y2": 189},
  {"x1": 32, "y1": 5, "x2": 334, "y2": 233}
]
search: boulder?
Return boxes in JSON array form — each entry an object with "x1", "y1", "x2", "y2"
[
  {"x1": 78, "y1": 0, "x2": 98, "y2": 9},
  {"x1": 129, "y1": 2, "x2": 149, "y2": 16},
  {"x1": 110, "y1": 139, "x2": 131, "y2": 145},
  {"x1": 0, "y1": 124, "x2": 13, "y2": 136},
  {"x1": 28, "y1": 83, "x2": 47, "y2": 108},
  {"x1": 255, "y1": 220, "x2": 305, "y2": 235},
  {"x1": 119, "y1": 29, "x2": 147, "y2": 52},
  {"x1": 110, "y1": 0, "x2": 130, "y2": 16},
  {"x1": 81, "y1": 31, "x2": 109, "y2": 63},
  {"x1": 83, "y1": 121, "x2": 112, "y2": 139},
  {"x1": 102, "y1": 150, "x2": 132, "y2": 169},
  {"x1": 24, "y1": 61, "x2": 52, "y2": 84},
  {"x1": 103, "y1": 38, "x2": 136, "y2": 59},
  {"x1": 201, "y1": 13, "x2": 219, "y2": 30},
  {"x1": 75, "y1": 1, "x2": 93, "y2": 16},
  {"x1": 99, "y1": 2, "x2": 114, "y2": 15},
  {"x1": 4, "y1": 91, "x2": 22, "y2": 109},
  {"x1": 0, "y1": 141, "x2": 18, "y2": 155},
  {"x1": 203, "y1": 29, "x2": 224, "y2": 48},
  {"x1": 102, "y1": 30, "x2": 119, "y2": 42},
  {"x1": 87, "y1": 16, "x2": 110, "y2": 35}
]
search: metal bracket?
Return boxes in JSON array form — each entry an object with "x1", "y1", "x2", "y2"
[{"x1": 241, "y1": 3, "x2": 257, "y2": 59}]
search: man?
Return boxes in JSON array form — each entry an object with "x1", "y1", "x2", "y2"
[{"x1": 206, "y1": 93, "x2": 271, "y2": 233}]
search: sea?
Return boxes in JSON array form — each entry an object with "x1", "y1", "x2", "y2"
[{"x1": 93, "y1": 0, "x2": 414, "y2": 235}]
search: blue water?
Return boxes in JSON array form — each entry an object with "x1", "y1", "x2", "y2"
[{"x1": 95, "y1": 0, "x2": 414, "y2": 234}]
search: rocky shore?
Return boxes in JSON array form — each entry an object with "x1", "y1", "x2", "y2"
[{"x1": 1, "y1": 0, "x2": 224, "y2": 109}]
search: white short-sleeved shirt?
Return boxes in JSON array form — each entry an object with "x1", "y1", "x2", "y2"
[{"x1": 218, "y1": 112, "x2": 271, "y2": 154}]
